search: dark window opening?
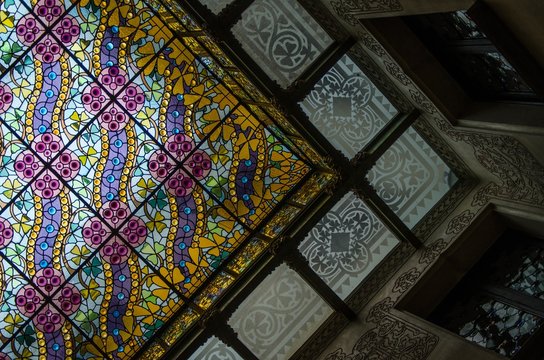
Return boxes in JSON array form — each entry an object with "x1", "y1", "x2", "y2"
[
  {"x1": 430, "y1": 230, "x2": 544, "y2": 359},
  {"x1": 404, "y1": 11, "x2": 541, "y2": 103}
]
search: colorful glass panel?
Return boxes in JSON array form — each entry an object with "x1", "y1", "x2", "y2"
[{"x1": 0, "y1": 0, "x2": 314, "y2": 358}]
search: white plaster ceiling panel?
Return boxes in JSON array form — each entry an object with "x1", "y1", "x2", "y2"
[
  {"x1": 368, "y1": 127, "x2": 457, "y2": 229},
  {"x1": 232, "y1": 0, "x2": 333, "y2": 87},
  {"x1": 228, "y1": 264, "x2": 333, "y2": 359},
  {"x1": 299, "y1": 192, "x2": 399, "y2": 299},
  {"x1": 300, "y1": 54, "x2": 398, "y2": 159}
]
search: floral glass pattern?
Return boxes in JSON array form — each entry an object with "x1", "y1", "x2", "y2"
[{"x1": 0, "y1": 0, "x2": 313, "y2": 358}]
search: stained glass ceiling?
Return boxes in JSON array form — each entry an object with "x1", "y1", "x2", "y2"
[
  {"x1": 0, "y1": 0, "x2": 331, "y2": 358},
  {"x1": 0, "y1": 0, "x2": 465, "y2": 358}
]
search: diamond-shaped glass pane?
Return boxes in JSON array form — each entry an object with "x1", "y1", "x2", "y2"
[
  {"x1": 301, "y1": 55, "x2": 398, "y2": 158},
  {"x1": 299, "y1": 192, "x2": 400, "y2": 299},
  {"x1": 228, "y1": 264, "x2": 333, "y2": 360},
  {"x1": 368, "y1": 127, "x2": 457, "y2": 228},
  {"x1": 189, "y1": 336, "x2": 243, "y2": 360},
  {"x1": 0, "y1": 1, "x2": 38, "y2": 71},
  {"x1": 199, "y1": 0, "x2": 234, "y2": 14},
  {"x1": 232, "y1": 0, "x2": 333, "y2": 88}
]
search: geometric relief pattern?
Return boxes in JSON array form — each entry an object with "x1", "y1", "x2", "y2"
[
  {"x1": 324, "y1": 314, "x2": 438, "y2": 360},
  {"x1": 199, "y1": 0, "x2": 234, "y2": 15},
  {"x1": 228, "y1": 264, "x2": 333, "y2": 360},
  {"x1": 188, "y1": 336, "x2": 243, "y2": 360},
  {"x1": 367, "y1": 127, "x2": 456, "y2": 229},
  {"x1": 232, "y1": 0, "x2": 333, "y2": 88},
  {"x1": 331, "y1": 0, "x2": 403, "y2": 25},
  {"x1": 301, "y1": 55, "x2": 398, "y2": 158},
  {"x1": 0, "y1": 0, "x2": 310, "y2": 358},
  {"x1": 299, "y1": 192, "x2": 399, "y2": 299}
]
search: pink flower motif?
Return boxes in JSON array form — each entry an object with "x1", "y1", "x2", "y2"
[
  {"x1": 16, "y1": 0, "x2": 79, "y2": 63},
  {"x1": 0, "y1": 83, "x2": 13, "y2": 114},
  {"x1": 16, "y1": 268, "x2": 81, "y2": 333},
  {"x1": 0, "y1": 218, "x2": 13, "y2": 248},
  {"x1": 14, "y1": 133, "x2": 80, "y2": 198},
  {"x1": 148, "y1": 134, "x2": 212, "y2": 197},
  {"x1": 82, "y1": 66, "x2": 145, "y2": 131},
  {"x1": 82, "y1": 200, "x2": 147, "y2": 264}
]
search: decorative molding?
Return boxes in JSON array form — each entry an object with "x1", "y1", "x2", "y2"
[
  {"x1": 331, "y1": 0, "x2": 403, "y2": 25},
  {"x1": 419, "y1": 239, "x2": 448, "y2": 265},
  {"x1": 323, "y1": 314, "x2": 438, "y2": 360},
  {"x1": 446, "y1": 210, "x2": 476, "y2": 235},
  {"x1": 392, "y1": 268, "x2": 421, "y2": 293},
  {"x1": 366, "y1": 297, "x2": 395, "y2": 323},
  {"x1": 462, "y1": 134, "x2": 544, "y2": 207}
]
